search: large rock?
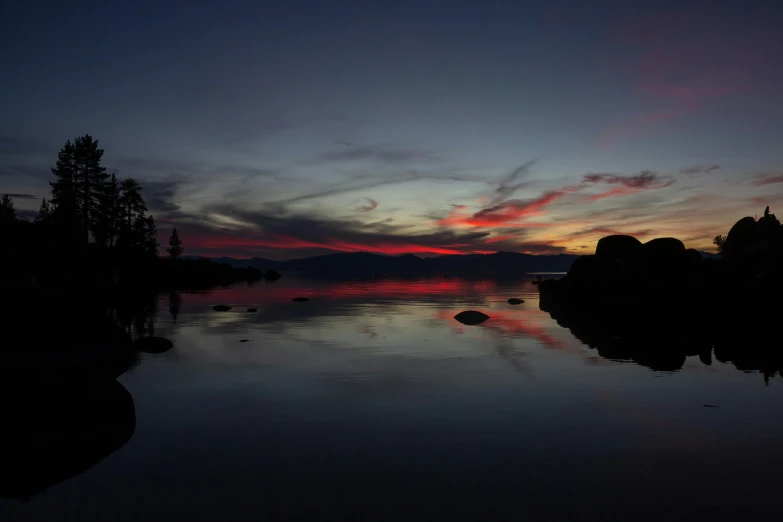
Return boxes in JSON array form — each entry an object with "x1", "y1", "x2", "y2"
[
  {"x1": 567, "y1": 254, "x2": 599, "y2": 280},
  {"x1": 454, "y1": 311, "x2": 490, "y2": 325},
  {"x1": 0, "y1": 380, "x2": 136, "y2": 501},
  {"x1": 595, "y1": 235, "x2": 642, "y2": 261},
  {"x1": 643, "y1": 237, "x2": 685, "y2": 258},
  {"x1": 724, "y1": 216, "x2": 760, "y2": 258}
]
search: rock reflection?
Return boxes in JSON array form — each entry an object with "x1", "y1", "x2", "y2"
[{"x1": 0, "y1": 380, "x2": 135, "y2": 501}]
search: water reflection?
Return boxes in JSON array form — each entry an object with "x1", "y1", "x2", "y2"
[
  {"x1": 540, "y1": 288, "x2": 783, "y2": 382},
  {"x1": 0, "y1": 380, "x2": 135, "y2": 501},
  {"x1": 3, "y1": 277, "x2": 783, "y2": 520}
]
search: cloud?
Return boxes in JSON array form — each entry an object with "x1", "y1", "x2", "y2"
[
  {"x1": 751, "y1": 175, "x2": 783, "y2": 186},
  {"x1": 582, "y1": 171, "x2": 675, "y2": 200},
  {"x1": 566, "y1": 226, "x2": 656, "y2": 240},
  {"x1": 274, "y1": 170, "x2": 489, "y2": 205},
  {"x1": 2, "y1": 193, "x2": 37, "y2": 199},
  {"x1": 142, "y1": 180, "x2": 186, "y2": 213},
  {"x1": 489, "y1": 160, "x2": 537, "y2": 205},
  {"x1": 317, "y1": 145, "x2": 439, "y2": 164},
  {"x1": 582, "y1": 170, "x2": 669, "y2": 188},
  {"x1": 439, "y1": 170, "x2": 675, "y2": 229},
  {"x1": 681, "y1": 164, "x2": 721, "y2": 175},
  {"x1": 157, "y1": 201, "x2": 564, "y2": 259},
  {"x1": 353, "y1": 197, "x2": 378, "y2": 212},
  {"x1": 438, "y1": 191, "x2": 568, "y2": 228}
]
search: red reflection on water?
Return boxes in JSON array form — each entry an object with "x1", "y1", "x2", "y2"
[
  {"x1": 185, "y1": 234, "x2": 498, "y2": 257},
  {"x1": 436, "y1": 308, "x2": 564, "y2": 350},
  {"x1": 177, "y1": 279, "x2": 501, "y2": 305}
]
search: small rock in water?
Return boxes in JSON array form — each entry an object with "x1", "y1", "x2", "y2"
[
  {"x1": 247, "y1": 308, "x2": 258, "y2": 312},
  {"x1": 454, "y1": 310, "x2": 490, "y2": 325},
  {"x1": 292, "y1": 297, "x2": 309, "y2": 302},
  {"x1": 135, "y1": 336, "x2": 174, "y2": 354},
  {"x1": 507, "y1": 298, "x2": 524, "y2": 305},
  {"x1": 239, "y1": 339, "x2": 250, "y2": 343},
  {"x1": 213, "y1": 305, "x2": 232, "y2": 311},
  {"x1": 703, "y1": 404, "x2": 720, "y2": 408}
]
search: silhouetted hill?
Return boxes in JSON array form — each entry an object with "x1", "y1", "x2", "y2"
[{"x1": 189, "y1": 251, "x2": 579, "y2": 278}]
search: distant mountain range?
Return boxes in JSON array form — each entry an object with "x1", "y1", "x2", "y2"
[
  {"x1": 186, "y1": 251, "x2": 574, "y2": 278},
  {"x1": 187, "y1": 250, "x2": 719, "y2": 279},
  {"x1": 187, "y1": 252, "x2": 715, "y2": 279}
]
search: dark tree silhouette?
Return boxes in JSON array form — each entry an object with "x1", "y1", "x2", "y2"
[
  {"x1": 713, "y1": 234, "x2": 727, "y2": 255},
  {"x1": 94, "y1": 174, "x2": 121, "y2": 248},
  {"x1": 167, "y1": 228, "x2": 183, "y2": 259},
  {"x1": 118, "y1": 179, "x2": 146, "y2": 228},
  {"x1": 118, "y1": 178, "x2": 147, "y2": 249},
  {"x1": 144, "y1": 215, "x2": 158, "y2": 255},
  {"x1": 72, "y1": 135, "x2": 108, "y2": 244},
  {"x1": 35, "y1": 198, "x2": 52, "y2": 223},
  {"x1": 0, "y1": 194, "x2": 16, "y2": 225},
  {"x1": 50, "y1": 139, "x2": 80, "y2": 237}
]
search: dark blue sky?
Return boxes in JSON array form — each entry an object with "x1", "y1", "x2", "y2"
[{"x1": 2, "y1": 0, "x2": 782, "y2": 258}]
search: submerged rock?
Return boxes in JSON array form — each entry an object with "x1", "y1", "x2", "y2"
[
  {"x1": 292, "y1": 297, "x2": 309, "y2": 302},
  {"x1": 507, "y1": 298, "x2": 524, "y2": 305},
  {"x1": 454, "y1": 310, "x2": 490, "y2": 325},
  {"x1": 247, "y1": 308, "x2": 258, "y2": 312},
  {"x1": 134, "y1": 337, "x2": 173, "y2": 354},
  {"x1": 212, "y1": 305, "x2": 232, "y2": 311}
]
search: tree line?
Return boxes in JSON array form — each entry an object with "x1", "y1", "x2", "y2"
[{"x1": 1, "y1": 134, "x2": 183, "y2": 259}]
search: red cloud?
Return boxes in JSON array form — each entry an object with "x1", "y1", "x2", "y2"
[
  {"x1": 439, "y1": 190, "x2": 574, "y2": 228},
  {"x1": 752, "y1": 175, "x2": 783, "y2": 186}
]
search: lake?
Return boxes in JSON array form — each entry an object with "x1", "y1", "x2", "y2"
[{"x1": 2, "y1": 276, "x2": 782, "y2": 521}]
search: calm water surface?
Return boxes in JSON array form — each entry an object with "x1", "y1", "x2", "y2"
[{"x1": 3, "y1": 277, "x2": 783, "y2": 521}]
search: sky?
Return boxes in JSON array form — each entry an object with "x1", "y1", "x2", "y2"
[{"x1": 2, "y1": 0, "x2": 782, "y2": 259}]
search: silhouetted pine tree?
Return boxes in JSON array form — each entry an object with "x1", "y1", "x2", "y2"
[
  {"x1": 72, "y1": 135, "x2": 108, "y2": 244},
  {"x1": 144, "y1": 215, "x2": 158, "y2": 255},
  {"x1": 118, "y1": 178, "x2": 147, "y2": 249},
  {"x1": 50, "y1": 139, "x2": 80, "y2": 238},
  {"x1": 35, "y1": 198, "x2": 52, "y2": 223},
  {"x1": 167, "y1": 228, "x2": 183, "y2": 259},
  {"x1": 0, "y1": 194, "x2": 16, "y2": 226},
  {"x1": 95, "y1": 173, "x2": 121, "y2": 247}
]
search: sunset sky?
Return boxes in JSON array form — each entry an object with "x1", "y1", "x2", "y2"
[{"x1": 2, "y1": 1, "x2": 782, "y2": 259}]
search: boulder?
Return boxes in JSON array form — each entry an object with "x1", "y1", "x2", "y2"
[
  {"x1": 292, "y1": 297, "x2": 309, "y2": 302},
  {"x1": 212, "y1": 305, "x2": 232, "y2": 311},
  {"x1": 724, "y1": 216, "x2": 760, "y2": 258},
  {"x1": 643, "y1": 237, "x2": 686, "y2": 258},
  {"x1": 507, "y1": 298, "x2": 524, "y2": 305},
  {"x1": 643, "y1": 238, "x2": 688, "y2": 274},
  {"x1": 567, "y1": 254, "x2": 599, "y2": 280},
  {"x1": 454, "y1": 311, "x2": 490, "y2": 325},
  {"x1": 595, "y1": 235, "x2": 642, "y2": 261},
  {"x1": 134, "y1": 337, "x2": 173, "y2": 354},
  {"x1": 758, "y1": 211, "x2": 781, "y2": 243},
  {"x1": 685, "y1": 248, "x2": 703, "y2": 268},
  {"x1": 0, "y1": 380, "x2": 136, "y2": 501}
]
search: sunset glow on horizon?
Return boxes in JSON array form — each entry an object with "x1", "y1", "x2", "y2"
[{"x1": 2, "y1": 2, "x2": 781, "y2": 259}]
